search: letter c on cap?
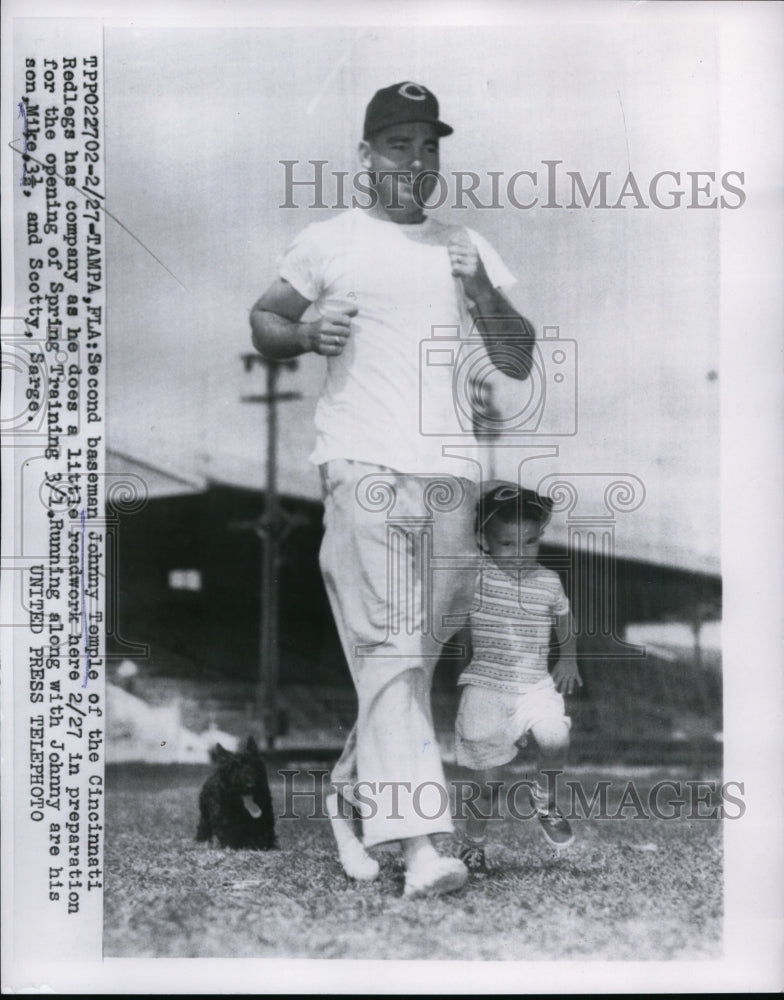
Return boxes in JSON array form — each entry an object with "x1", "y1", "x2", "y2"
[{"x1": 398, "y1": 82, "x2": 427, "y2": 101}]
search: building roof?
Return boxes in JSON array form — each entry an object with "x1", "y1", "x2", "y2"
[{"x1": 107, "y1": 449, "x2": 206, "y2": 500}]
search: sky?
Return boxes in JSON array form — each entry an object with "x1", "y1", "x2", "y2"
[{"x1": 102, "y1": 13, "x2": 728, "y2": 572}]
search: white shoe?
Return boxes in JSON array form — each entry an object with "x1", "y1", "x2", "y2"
[
  {"x1": 403, "y1": 856, "x2": 468, "y2": 898},
  {"x1": 337, "y1": 838, "x2": 380, "y2": 881},
  {"x1": 325, "y1": 791, "x2": 380, "y2": 882}
]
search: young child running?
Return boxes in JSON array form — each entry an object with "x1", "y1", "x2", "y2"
[{"x1": 454, "y1": 484, "x2": 582, "y2": 873}]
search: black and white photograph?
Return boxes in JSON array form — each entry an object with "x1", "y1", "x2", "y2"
[{"x1": 2, "y1": 0, "x2": 782, "y2": 993}]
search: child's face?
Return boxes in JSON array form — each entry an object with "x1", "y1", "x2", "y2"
[{"x1": 483, "y1": 517, "x2": 543, "y2": 569}]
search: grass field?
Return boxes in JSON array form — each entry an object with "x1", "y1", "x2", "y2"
[{"x1": 104, "y1": 761, "x2": 722, "y2": 961}]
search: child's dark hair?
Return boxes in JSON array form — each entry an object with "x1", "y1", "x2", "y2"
[{"x1": 477, "y1": 484, "x2": 554, "y2": 534}]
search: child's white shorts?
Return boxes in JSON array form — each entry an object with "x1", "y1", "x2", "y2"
[{"x1": 454, "y1": 679, "x2": 571, "y2": 770}]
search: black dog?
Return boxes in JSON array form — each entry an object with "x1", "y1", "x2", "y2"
[{"x1": 195, "y1": 736, "x2": 277, "y2": 849}]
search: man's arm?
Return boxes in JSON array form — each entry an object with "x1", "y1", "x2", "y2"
[
  {"x1": 447, "y1": 234, "x2": 535, "y2": 381},
  {"x1": 250, "y1": 278, "x2": 356, "y2": 360}
]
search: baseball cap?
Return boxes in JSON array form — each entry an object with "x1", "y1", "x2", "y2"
[{"x1": 363, "y1": 81, "x2": 453, "y2": 140}]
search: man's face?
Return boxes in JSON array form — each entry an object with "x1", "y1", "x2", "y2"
[{"x1": 359, "y1": 121, "x2": 440, "y2": 220}]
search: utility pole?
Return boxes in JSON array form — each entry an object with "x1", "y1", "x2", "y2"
[{"x1": 239, "y1": 353, "x2": 302, "y2": 748}]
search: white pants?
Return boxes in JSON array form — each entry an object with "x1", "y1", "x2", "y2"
[
  {"x1": 319, "y1": 460, "x2": 479, "y2": 847},
  {"x1": 455, "y1": 678, "x2": 571, "y2": 770}
]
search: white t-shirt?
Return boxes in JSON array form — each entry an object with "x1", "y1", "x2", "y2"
[
  {"x1": 459, "y1": 561, "x2": 570, "y2": 693},
  {"x1": 278, "y1": 209, "x2": 516, "y2": 480}
]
